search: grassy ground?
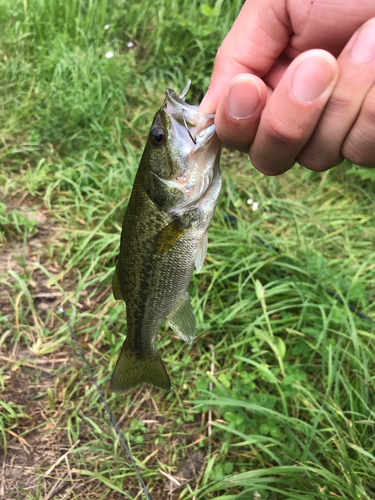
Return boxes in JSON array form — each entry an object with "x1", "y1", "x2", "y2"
[{"x1": 1, "y1": 1, "x2": 375, "y2": 499}]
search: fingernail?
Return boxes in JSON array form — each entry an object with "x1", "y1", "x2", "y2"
[
  {"x1": 351, "y1": 21, "x2": 375, "y2": 63},
  {"x1": 228, "y1": 79, "x2": 261, "y2": 119},
  {"x1": 292, "y1": 57, "x2": 334, "y2": 103}
]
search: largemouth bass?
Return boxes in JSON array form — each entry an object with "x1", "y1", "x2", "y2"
[{"x1": 111, "y1": 82, "x2": 221, "y2": 392}]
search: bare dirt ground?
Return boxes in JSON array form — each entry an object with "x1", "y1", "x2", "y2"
[{"x1": 0, "y1": 200, "x2": 76, "y2": 499}]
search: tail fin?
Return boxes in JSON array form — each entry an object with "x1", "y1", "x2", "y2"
[{"x1": 110, "y1": 342, "x2": 171, "y2": 393}]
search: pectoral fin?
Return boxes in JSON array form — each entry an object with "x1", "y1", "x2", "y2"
[
  {"x1": 194, "y1": 231, "x2": 208, "y2": 273},
  {"x1": 167, "y1": 292, "x2": 196, "y2": 345},
  {"x1": 153, "y1": 218, "x2": 189, "y2": 255},
  {"x1": 112, "y1": 265, "x2": 122, "y2": 300}
]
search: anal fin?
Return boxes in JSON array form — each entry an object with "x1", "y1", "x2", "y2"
[
  {"x1": 195, "y1": 231, "x2": 208, "y2": 273},
  {"x1": 167, "y1": 292, "x2": 196, "y2": 345}
]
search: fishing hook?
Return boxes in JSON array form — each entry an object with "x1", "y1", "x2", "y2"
[{"x1": 181, "y1": 108, "x2": 197, "y2": 145}]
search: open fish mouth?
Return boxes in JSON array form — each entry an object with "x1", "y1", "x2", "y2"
[
  {"x1": 159, "y1": 81, "x2": 221, "y2": 214},
  {"x1": 164, "y1": 81, "x2": 216, "y2": 146}
]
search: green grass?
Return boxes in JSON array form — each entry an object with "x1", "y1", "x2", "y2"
[{"x1": 1, "y1": 1, "x2": 375, "y2": 499}]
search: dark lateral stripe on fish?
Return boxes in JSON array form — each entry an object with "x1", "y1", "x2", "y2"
[{"x1": 133, "y1": 259, "x2": 156, "y2": 356}]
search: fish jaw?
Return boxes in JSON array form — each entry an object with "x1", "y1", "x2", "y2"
[
  {"x1": 163, "y1": 89, "x2": 218, "y2": 161},
  {"x1": 156, "y1": 90, "x2": 222, "y2": 214},
  {"x1": 164, "y1": 88, "x2": 216, "y2": 141}
]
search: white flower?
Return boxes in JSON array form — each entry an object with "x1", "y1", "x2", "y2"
[
  {"x1": 247, "y1": 198, "x2": 253, "y2": 205},
  {"x1": 127, "y1": 41, "x2": 134, "y2": 48},
  {"x1": 105, "y1": 51, "x2": 113, "y2": 58},
  {"x1": 104, "y1": 24, "x2": 110, "y2": 30},
  {"x1": 252, "y1": 202, "x2": 259, "y2": 211}
]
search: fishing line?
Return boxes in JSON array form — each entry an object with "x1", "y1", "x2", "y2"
[
  {"x1": 252, "y1": 235, "x2": 375, "y2": 326},
  {"x1": 56, "y1": 306, "x2": 153, "y2": 500},
  {"x1": 181, "y1": 109, "x2": 197, "y2": 145}
]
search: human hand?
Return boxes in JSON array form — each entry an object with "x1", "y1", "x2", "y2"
[{"x1": 199, "y1": 0, "x2": 375, "y2": 175}]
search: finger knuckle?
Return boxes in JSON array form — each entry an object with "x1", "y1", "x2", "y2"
[
  {"x1": 342, "y1": 141, "x2": 364, "y2": 165},
  {"x1": 342, "y1": 93, "x2": 375, "y2": 166},
  {"x1": 297, "y1": 155, "x2": 335, "y2": 172},
  {"x1": 250, "y1": 156, "x2": 286, "y2": 176},
  {"x1": 266, "y1": 116, "x2": 305, "y2": 146},
  {"x1": 343, "y1": 151, "x2": 375, "y2": 168},
  {"x1": 214, "y1": 44, "x2": 226, "y2": 67},
  {"x1": 297, "y1": 146, "x2": 342, "y2": 172},
  {"x1": 362, "y1": 93, "x2": 375, "y2": 129},
  {"x1": 342, "y1": 139, "x2": 374, "y2": 167},
  {"x1": 324, "y1": 87, "x2": 353, "y2": 116},
  {"x1": 214, "y1": 42, "x2": 237, "y2": 72}
]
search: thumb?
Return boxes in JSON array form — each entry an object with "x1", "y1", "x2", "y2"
[{"x1": 199, "y1": 0, "x2": 291, "y2": 113}]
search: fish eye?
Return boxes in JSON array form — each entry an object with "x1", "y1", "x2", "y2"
[{"x1": 150, "y1": 128, "x2": 166, "y2": 147}]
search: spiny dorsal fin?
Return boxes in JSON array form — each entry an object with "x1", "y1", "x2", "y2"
[
  {"x1": 167, "y1": 292, "x2": 196, "y2": 345},
  {"x1": 153, "y1": 218, "x2": 189, "y2": 255}
]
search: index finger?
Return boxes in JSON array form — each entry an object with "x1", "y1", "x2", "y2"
[{"x1": 199, "y1": 0, "x2": 291, "y2": 113}]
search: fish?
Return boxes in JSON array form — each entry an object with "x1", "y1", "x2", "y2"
[{"x1": 110, "y1": 81, "x2": 222, "y2": 392}]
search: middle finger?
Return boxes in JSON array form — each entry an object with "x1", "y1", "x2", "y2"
[{"x1": 249, "y1": 50, "x2": 338, "y2": 175}]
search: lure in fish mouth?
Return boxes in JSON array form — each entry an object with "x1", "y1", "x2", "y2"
[{"x1": 110, "y1": 81, "x2": 222, "y2": 392}]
